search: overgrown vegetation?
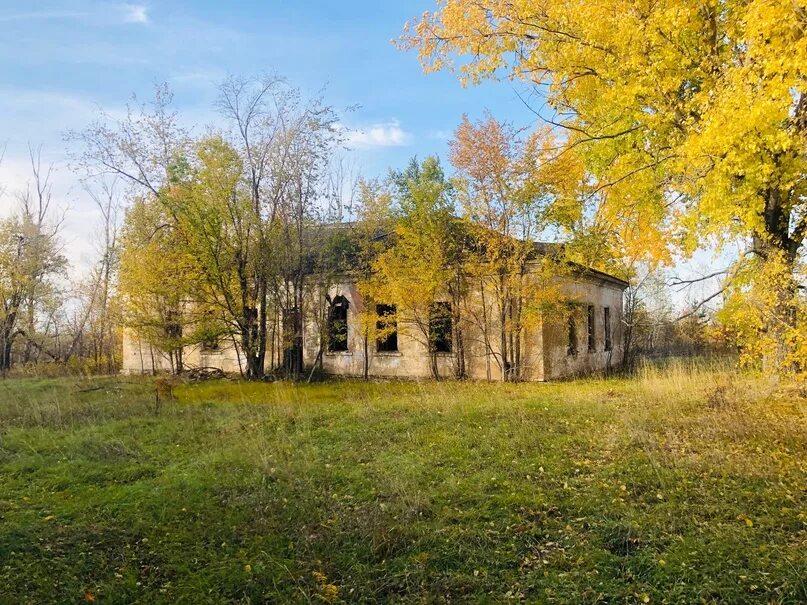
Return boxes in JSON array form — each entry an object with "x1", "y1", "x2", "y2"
[{"x1": 1, "y1": 364, "x2": 804, "y2": 603}]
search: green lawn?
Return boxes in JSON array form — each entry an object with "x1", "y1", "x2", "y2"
[{"x1": 0, "y1": 363, "x2": 804, "y2": 604}]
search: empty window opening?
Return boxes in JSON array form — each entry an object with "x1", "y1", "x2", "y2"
[
  {"x1": 567, "y1": 314, "x2": 578, "y2": 357},
  {"x1": 327, "y1": 295, "x2": 349, "y2": 352},
  {"x1": 201, "y1": 335, "x2": 220, "y2": 353},
  {"x1": 604, "y1": 307, "x2": 612, "y2": 352},
  {"x1": 429, "y1": 302, "x2": 452, "y2": 354},
  {"x1": 587, "y1": 305, "x2": 595, "y2": 353},
  {"x1": 376, "y1": 304, "x2": 398, "y2": 352}
]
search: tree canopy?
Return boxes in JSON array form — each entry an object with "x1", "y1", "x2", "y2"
[{"x1": 400, "y1": 0, "x2": 807, "y2": 371}]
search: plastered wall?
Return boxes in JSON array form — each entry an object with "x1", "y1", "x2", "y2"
[{"x1": 122, "y1": 272, "x2": 624, "y2": 381}]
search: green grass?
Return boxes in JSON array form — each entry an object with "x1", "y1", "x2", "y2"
[{"x1": 0, "y1": 362, "x2": 804, "y2": 603}]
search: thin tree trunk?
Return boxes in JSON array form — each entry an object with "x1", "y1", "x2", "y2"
[{"x1": 363, "y1": 330, "x2": 369, "y2": 380}]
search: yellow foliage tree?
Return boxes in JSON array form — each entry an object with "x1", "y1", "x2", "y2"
[
  {"x1": 363, "y1": 156, "x2": 465, "y2": 379},
  {"x1": 351, "y1": 179, "x2": 397, "y2": 379},
  {"x1": 449, "y1": 114, "x2": 571, "y2": 380},
  {"x1": 117, "y1": 197, "x2": 200, "y2": 374},
  {"x1": 401, "y1": 0, "x2": 807, "y2": 371}
]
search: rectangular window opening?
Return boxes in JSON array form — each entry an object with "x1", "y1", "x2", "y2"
[
  {"x1": 429, "y1": 301, "x2": 452, "y2": 354},
  {"x1": 200, "y1": 335, "x2": 220, "y2": 354},
  {"x1": 376, "y1": 304, "x2": 398, "y2": 352},
  {"x1": 604, "y1": 307, "x2": 612, "y2": 352},
  {"x1": 567, "y1": 314, "x2": 578, "y2": 357},
  {"x1": 327, "y1": 295, "x2": 349, "y2": 352},
  {"x1": 587, "y1": 305, "x2": 595, "y2": 353}
]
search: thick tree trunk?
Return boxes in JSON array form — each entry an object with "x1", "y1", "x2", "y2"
[
  {"x1": 428, "y1": 352, "x2": 440, "y2": 380},
  {"x1": 1, "y1": 313, "x2": 18, "y2": 372},
  {"x1": 755, "y1": 186, "x2": 802, "y2": 373},
  {"x1": 1, "y1": 334, "x2": 12, "y2": 372},
  {"x1": 23, "y1": 301, "x2": 35, "y2": 364},
  {"x1": 479, "y1": 278, "x2": 493, "y2": 381},
  {"x1": 257, "y1": 276, "x2": 268, "y2": 378},
  {"x1": 240, "y1": 303, "x2": 263, "y2": 380},
  {"x1": 759, "y1": 244, "x2": 798, "y2": 373},
  {"x1": 499, "y1": 275, "x2": 511, "y2": 382},
  {"x1": 363, "y1": 332, "x2": 369, "y2": 380}
]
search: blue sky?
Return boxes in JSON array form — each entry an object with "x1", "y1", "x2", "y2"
[
  {"x1": 0, "y1": 1, "x2": 721, "y2": 306},
  {"x1": 0, "y1": 1, "x2": 542, "y2": 270}
]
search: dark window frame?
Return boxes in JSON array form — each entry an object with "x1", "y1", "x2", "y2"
[
  {"x1": 604, "y1": 307, "x2": 612, "y2": 352},
  {"x1": 376, "y1": 304, "x2": 398, "y2": 352},
  {"x1": 587, "y1": 305, "x2": 596, "y2": 353}
]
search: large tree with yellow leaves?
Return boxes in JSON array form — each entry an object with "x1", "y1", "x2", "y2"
[{"x1": 401, "y1": 0, "x2": 807, "y2": 370}]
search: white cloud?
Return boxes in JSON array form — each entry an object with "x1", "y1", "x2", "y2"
[
  {"x1": 122, "y1": 4, "x2": 148, "y2": 24},
  {"x1": 344, "y1": 120, "x2": 413, "y2": 149},
  {"x1": 0, "y1": 88, "x2": 110, "y2": 142}
]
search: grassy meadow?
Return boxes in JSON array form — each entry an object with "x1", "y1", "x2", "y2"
[{"x1": 0, "y1": 361, "x2": 804, "y2": 603}]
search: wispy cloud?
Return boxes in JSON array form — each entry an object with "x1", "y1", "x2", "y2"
[
  {"x1": 0, "y1": 3, "x2": 149, "y2": 25},
  {"x1": 0, "y1": 88, "x2": 103, "y2": 121},
  {"x1": 122, "y1": 4, "x2": 148, "y2": 24},
  {"x1": 171, "y1": 69, "x2": 224, "y2": 88},
  {"x1": 345, "y1": 120, "x2": 413, "y2": 148},
  {"x1": 0, "y1": 11, "x2": 86, "y2": 23}
]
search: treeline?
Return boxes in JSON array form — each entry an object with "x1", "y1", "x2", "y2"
[{"x1": 622, "y1": 270, "x2": 736, "y2": 368}]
